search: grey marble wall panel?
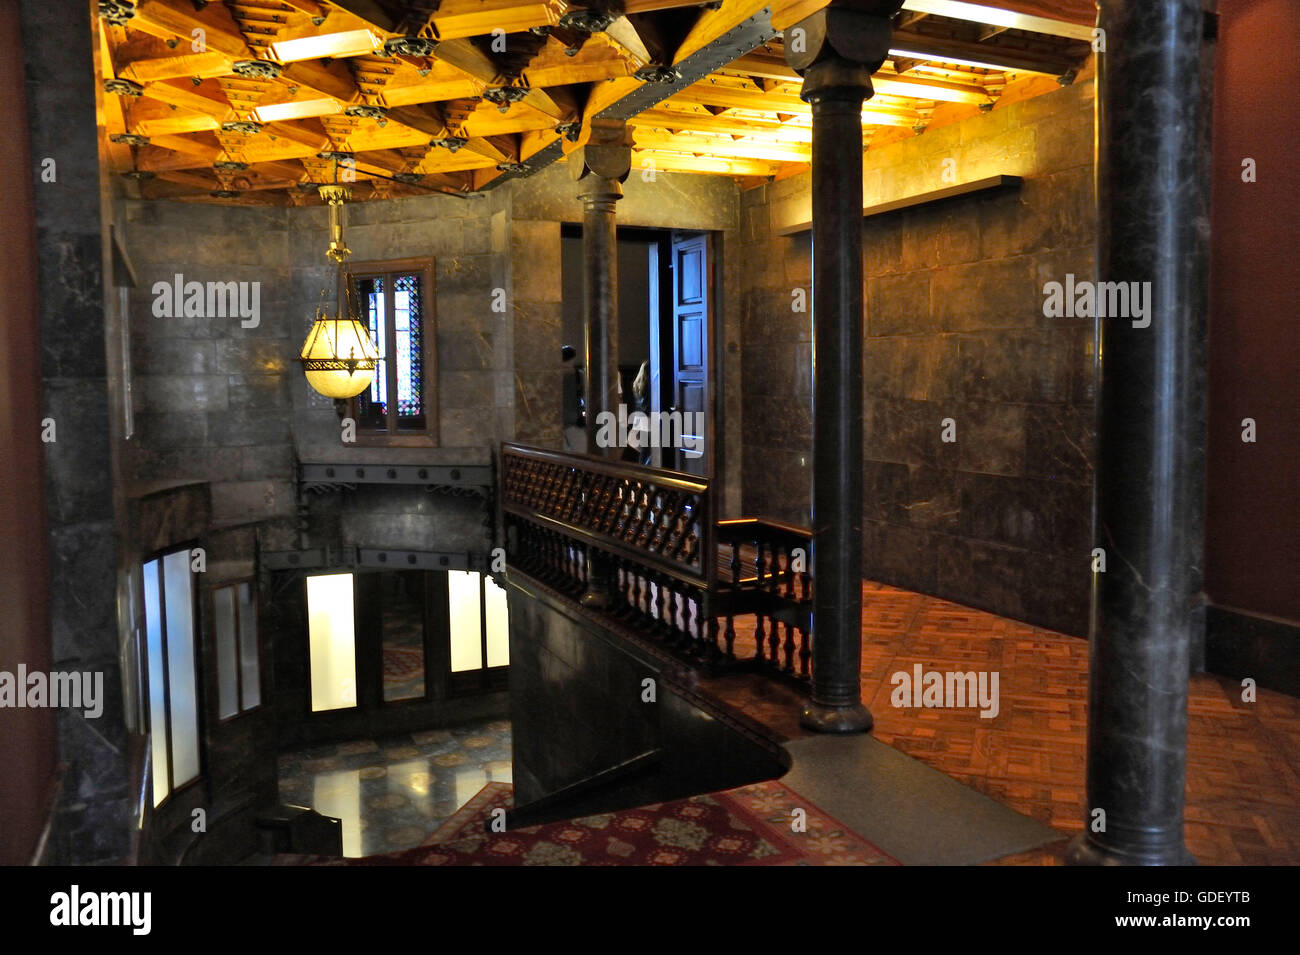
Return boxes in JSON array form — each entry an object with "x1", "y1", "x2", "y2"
[
  {"x1": 23, "y1": 0, "x2": 129, "y2": 864},
  {"x1": 739, "y1": 80, "x2": 1097, "y2": 636}
]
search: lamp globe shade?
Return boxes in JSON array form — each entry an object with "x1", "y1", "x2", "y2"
[{"x1": 299, "y1": 311, "x2": 379, "y2": 399}]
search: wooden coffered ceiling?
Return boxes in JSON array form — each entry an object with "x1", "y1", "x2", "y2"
[{"x1": 94, "y1": 0, "x2": 1095, "y2": 204}]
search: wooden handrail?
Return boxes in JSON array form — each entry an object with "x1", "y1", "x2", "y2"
[
  {"x1": 500, "y1": 442, "x2": 714, "y2": 589},
  {"x1": 500, "y1": 443, "x2": 811, "y2": 685}
]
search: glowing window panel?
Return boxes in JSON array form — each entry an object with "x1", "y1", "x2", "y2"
[
  {"x1": 143, "y1": 559, "x2": 169, "y2": 807},
  {"x1": 448, "y1": 571, "x2": 483, "y2": 672},
  {"x1": 308, "y1": 573, "x2": 358, "y2": 712},
  {"x1": 162, "y1": 551, "x2": 200, "y2": 789}
]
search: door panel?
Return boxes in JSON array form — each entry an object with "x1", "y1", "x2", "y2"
[{"x1": 671, "y1": 232, "x2": 709, "y2": 475}]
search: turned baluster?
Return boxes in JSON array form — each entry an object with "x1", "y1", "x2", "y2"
[
  {"x1": 724, "y1": 614, "x2": 736, "y2": 660},
  {"x1": 768, "y1": 617, "x2": 780, "y2": 668},
  {"x1": 798, "y1": 627, "x2": 812, "y2": 679},
  {"x1": 783, "y1": 620, "x2": 795, "y2": 674},
  {"x1": 658, "y1": 576, "x2": 673, "y2": 637},
  {"x1": 754, "y1": 612, "x2": 767, "y2": 663}
]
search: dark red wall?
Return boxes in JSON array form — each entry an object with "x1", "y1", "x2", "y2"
[
  {"x1": 1204, "y1": 0, "x2": 1300, "y2": 624},
  {"x1": 0, "y1": 0, "x2": 58, "y2": 865}
]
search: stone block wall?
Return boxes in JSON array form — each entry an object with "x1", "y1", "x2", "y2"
[{"x1": 740, "y1": 79, "x2": 1098, "y2": 636}]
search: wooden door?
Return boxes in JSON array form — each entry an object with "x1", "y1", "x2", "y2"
[{"x1": 670, "y1": 232, "x2": 709, "y2": 475}]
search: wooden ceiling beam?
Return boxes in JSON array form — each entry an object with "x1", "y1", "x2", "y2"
[
  {"x1": 521, "y1": 36, "x2": 637, "y2": 88},
  {"x1": 428, "y1": 0, "x2": 564, "y2": 40},
  {"x1": 723, "y1": 53, "x2": 992, "y2": 104},
  {"x1": 632, "y1": 128, "x2": 811, "y2": 163},
  {"x1": 139, "y1": 78, "x2": 236, "y2": 119},
  {"x1": 888, "y1": 29, "x2": 1079, "y2": 75},
  {"x1": 673, "y1": 0, "x2": 769, "y2": 65},
  {"x1": 119, "y1": 50, "x2": 233, "y2": 83},
  {"x1": 631, "y1": 108, "x2": 811, "y2": 140},
  {"x1": 384, "y1": 103, "x2": 451, "y2": 139},
  {"x1": 459, "y1": 134, "x2": 516, "y2": 163},
  {"x1": 633, "y1": 149, "x2": 777, "y2": 177},
  {"x1": 279, "y1": 59, "x2": 360, "y2": 103},
  {"x1": 898, "y1": 0, "x2": 1095, "y2": 36},
  {"x1": 134, "y1": 0, "x2": 254, "y2": 60},
  {"x1": 474, "y1": 0, "x2": 778, "y2": 190},
  {"x1": 457, "y1": 104, "x2": 559, "y2": 137}
]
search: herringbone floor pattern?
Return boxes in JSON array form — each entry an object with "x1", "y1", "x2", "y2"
[{"x1": 705, "y1": 581, "x2": 1300, "y2": 866}]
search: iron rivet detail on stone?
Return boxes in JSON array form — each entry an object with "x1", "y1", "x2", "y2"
[
  {"x1": 316, "y1": 150, "x2": 354, "y2": 161},
  {"x1": 110, "y1": 132, "x2": 150, "y2": 146},
  {"x1": 345, "y1": 104, "x2": 387, "y2": 120},
  {"x1": 912, "y1": 124, "x2": 926, "y2": 134},
  {"x1": 430, "y1": 136, "x2": 468, "y2": 152},
  {"x1": 214, "y1": 160, "x2": 248, "y2": 171},
  {"x1": 1056, "y1": 69, "x2": 1077, "y2": 87},
  {"x1": 98, "y1": 0, "x2": 135, "y2": 26},
  {"x1": 633, "y1": 65, "x2": 681, "y2": 84},
  {"x1": 978, "y1": 101, "x2": 994, "y2": 112},
  {"x1": 558, "y1": 10, "x2": 615, "y2": 33},
  {"x1": 393, "y1": 172, "x2": 424, "y2": 184},
  {"x1": 555, "y1": 121, "x2": 581, "y2": 142},
  {"x1": 232, "y1": 59, "x2": 282, "y2": 79},
  {"x1": 530, "y1": 25, "x2": 552, "y2": 36},
  {"x1": 384, "y1": 35, "x2": 437, "y2": 57},
  {"x1": 482, "y1": 86, "x2": 529, "y2": 113},
  {"x1": 209, "y1": 190, "x2": 240, "y2": 199},
  {"x1": 296, "y1": 181, "x2": 321, "y2": 191},
  {"x1": 122, "y1": 170, "x2": 155, "y2": 180},
  {"x1": 221, "y1": 120, "x2": 264, "y2": 135},
  {"x1": 496, "y1": 162, "x2": 528, "y2": 174},
  {"x1": 105, "y1": 78, "x2": 144, "y2": 96}
]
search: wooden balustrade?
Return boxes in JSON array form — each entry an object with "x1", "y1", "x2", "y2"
[
  {"x1": 500, "y1": 443, "x2": 812, "y2": 686},
  {"x1": 714, "y1": 517, "x2": 813, "y2": 682}
]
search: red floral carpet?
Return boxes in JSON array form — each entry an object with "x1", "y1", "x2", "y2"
[{"x1": 279, "y1": 780, "x2": 898, "y2": 866}]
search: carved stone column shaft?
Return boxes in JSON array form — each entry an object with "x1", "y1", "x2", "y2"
[
  {"x1": 1068, "y1": 0, "x2": 1213, "y2": 867},
  {"x1": 787, "y1": 0, "x2": 902, "y2": 733},
  {"x1": 572, "y1": 123, "x2": 632, "y2": 607}
]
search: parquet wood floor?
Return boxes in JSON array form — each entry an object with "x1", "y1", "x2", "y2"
[{"x1": 704, "y1": 581, "x2": 1300, "y2": 866}]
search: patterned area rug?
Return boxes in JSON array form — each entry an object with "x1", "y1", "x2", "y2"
[{"x1": 279, "y1": 779, "x2": 899, "y2": 866}]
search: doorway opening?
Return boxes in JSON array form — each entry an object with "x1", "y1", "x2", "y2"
[{"x1": 560, "y1": 224, "x2": 714, "y2": 476}]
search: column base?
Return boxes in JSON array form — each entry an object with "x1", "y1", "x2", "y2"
[
  {"x1": 800, "y1": 701, "x2": 873, "y2": 734},
  {"x1": 1066, "y1": 833, "x2": 1196, "y2": 867}
]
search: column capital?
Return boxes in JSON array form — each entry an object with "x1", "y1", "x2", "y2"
[
  {"x1": 570, "y1": 119, "x2": 633, "y2": 187},
  {"x1": 784, "y1": 0, "x2": 902, "y2": 100}
]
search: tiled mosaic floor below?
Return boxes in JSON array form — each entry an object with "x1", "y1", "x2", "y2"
[{"x1": 277, "y1": 719, "x2": 512, "y2": 857}]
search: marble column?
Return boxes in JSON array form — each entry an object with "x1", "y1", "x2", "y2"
[
  {"x1": 571, "y1": 121, "x2": 632, "y2": 459},
  {"x1": 787, "y1": 0, "x2": 901, "y2": 733},
  {"x1": 572, "y1": 122, "x2": 632, "y2": 608},
  {"x1": 1067, "y1": 0, "x2": 1214, "y2": 866}
]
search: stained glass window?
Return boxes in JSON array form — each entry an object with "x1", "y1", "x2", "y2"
[
  {"x1": 347, "y1": 261, "x2": 433, "y2": 437},
  {"x1": 395, "y1": 274, "x2": 423, "y2": 420}
]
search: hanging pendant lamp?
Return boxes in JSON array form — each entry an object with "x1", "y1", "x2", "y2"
[{"x1": 299, "y1": 183, "x2": 378, "y2": 400}]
